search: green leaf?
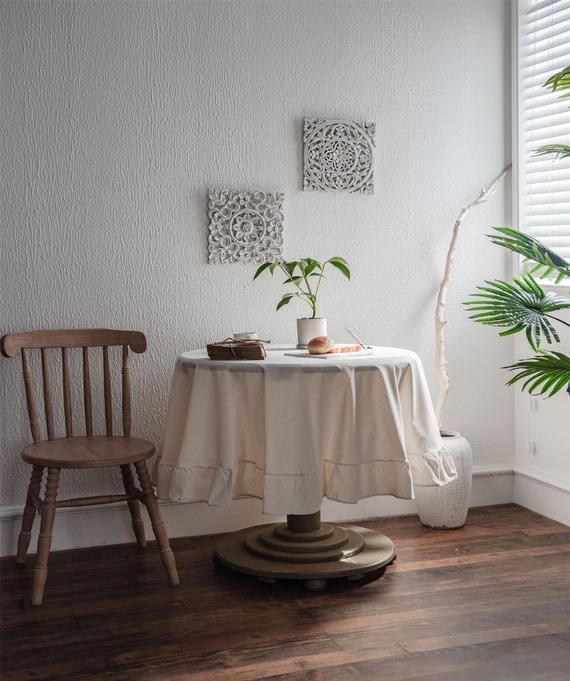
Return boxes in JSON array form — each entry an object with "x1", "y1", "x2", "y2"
[
  {"x1": 489, "y1": 227, "x2": 570, "y2": 281},
  {"x1": 533, "y1": 144, "x2": 570, "y2": 160},
  {"x1": 543, "y1": 66, "x2": 570, "y2": 95},
  {"x1": 303, "y1": 259, "x2": 321, "y2": 276},
  {"x1": 276, "y1": 294, "x2": 294, "y2": 311},
  {"x1": 464, "y1": 273, "x2": 570, "y2": 351},
  {"x1": 505, "y1": 351, "x2": 570, "y2": 397},
  {"x1": 327, "y1": 256, "x2": 348, "y2": 266},
  {"x1": 327, "y1": 259, "x2": 351, "y2": 280},
  {"x1": 253, "y1": 262, "x2": 273, "y2": 280},
  {"x1": 284, "y1": 261, "x2": 298, "y2": 277},
  {"x1": 283, "y1": 276, "x2": 303, "y2": 285}
]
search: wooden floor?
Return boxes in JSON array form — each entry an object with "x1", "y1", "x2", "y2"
[{"x1": 1, "y1": 504, "x2": 569, "y2": 681}]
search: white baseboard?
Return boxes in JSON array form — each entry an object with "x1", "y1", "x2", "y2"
[
  {"x1": 0, "y1": 464, "x2": 515, "y2": 557},
  {"x1": 513, "y1": 464, "x2": 570, "y2": 526}
]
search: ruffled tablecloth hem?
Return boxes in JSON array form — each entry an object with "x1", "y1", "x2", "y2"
[
  {"x1": 155, "y1": 449, "x2": 456, "y2": 515},
  {"x1": 156, "y1": 348, "x2": 459, "y2": 511}
]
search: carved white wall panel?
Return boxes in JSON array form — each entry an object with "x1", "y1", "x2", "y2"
[
  {"x1": 303, "y1": 119, "x2": 375, "y2": 194},
  {"x1": 208, "y1": 190, "x2": 285, "y2": 264}
]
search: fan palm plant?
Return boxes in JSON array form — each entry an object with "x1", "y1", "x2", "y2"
[{"x1": 465, "y1": 65, "x2": 570, "y2": 397}]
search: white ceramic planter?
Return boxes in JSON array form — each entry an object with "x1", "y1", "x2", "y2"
[
  {"x1": 415, "y1": 430, "x2": 473, "y2": 529},
  {"x1": 296, "y1": 318, "x2": 327, "y2": 348}
]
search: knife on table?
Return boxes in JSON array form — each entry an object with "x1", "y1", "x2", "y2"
[{"x1": 345, "y1": 327, "x2": 372, "y2": 350}]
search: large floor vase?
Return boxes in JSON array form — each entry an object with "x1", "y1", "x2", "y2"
[{"x1": 415, "y1": 430, "x2": 473, "y2": 529}]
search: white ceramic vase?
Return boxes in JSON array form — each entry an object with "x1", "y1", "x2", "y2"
[
  {"x1": 296, "y1": 318, "x2": 327, "y2": 348},
  {"x1": 415, "y1": 430, "x2": 473, "y2": 529}
]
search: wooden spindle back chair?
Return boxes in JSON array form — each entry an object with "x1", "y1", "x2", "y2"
[{"x1": 1, "y1": 329, "x2": 179, "y2": 605}]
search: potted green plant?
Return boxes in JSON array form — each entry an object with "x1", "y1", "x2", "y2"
[
  {"x1": 465, "y1": 65, "x2": 570, "y2": 397},
  {"x1": 254, "y1": 257, "x2": 350, "y2": 347}
]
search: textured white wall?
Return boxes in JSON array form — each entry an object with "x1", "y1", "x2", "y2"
[
  {"x1": 0, "y1": 0, "x2": 512, "y2": 512},
  {"x1": 513, "y1": 305, "x2": 570, "y2": 525},
  {"x1": 514, "y1": 307, "x2": 570, "y2": 485}
]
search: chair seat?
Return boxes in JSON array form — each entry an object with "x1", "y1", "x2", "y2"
[{"x1": 22, "y1": 436, "x2": 155, "y2": 469}]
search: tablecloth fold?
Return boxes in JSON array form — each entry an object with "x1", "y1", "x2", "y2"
[{"x1": 156, "y1": 347, "x2": 457, "y2": 515}]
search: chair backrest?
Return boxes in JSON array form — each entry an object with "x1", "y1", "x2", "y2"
[{"x1": 1, "y1": 329, "x2": 147, "y2": 444}]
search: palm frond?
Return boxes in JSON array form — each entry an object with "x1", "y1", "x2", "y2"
[
  {"x1": 505, "y1": 351, "x2": 570, "y2": 397},
  {"x1": 489, "y1": 227, "x2": 570, "y2": 283},
  {"x1": 533, "y1": 143, "x2": 570, "y2": 160},
  {"x1": 543, "y1": 65, "x2": 570, "y2": 96},
  {"x1": 464, "y1": 273, "x2": 570, "y2": 350},
  {"x1": 535, "y1": 67, "x2": 570, "y2": 160}
]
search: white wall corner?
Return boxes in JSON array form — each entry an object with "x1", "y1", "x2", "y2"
[{"x1": 513, "y1": 464, "x2": 570, "y2": 526}]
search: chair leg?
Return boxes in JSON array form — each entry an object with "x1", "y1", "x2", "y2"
[
  {"x1": 120, "y1": 464, "x2": 146, "y2": 548},
  {"x1": 16, "y1": 465, "x2": 44, "y2": 564},
  {"x1": 134, "y1": 460, "x2": 179, "y2": 586},
  {"x1": 32, "y1": 467, "x2": 60, "y2": 606}
]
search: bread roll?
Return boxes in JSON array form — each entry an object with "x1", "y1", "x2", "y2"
[
  {"x1": 327, "y1": 343, "x2": 362, "y2": 354},
  {"x1": 308, "y1": 336, "x2": 335, "y2": 355}
]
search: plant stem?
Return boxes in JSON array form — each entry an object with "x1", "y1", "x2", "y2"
[
  {"x1": 314, "y1": 263, "x2": 326, "y2": 300},
  {"x1": 302, "y1": 269, "x2": 317, "y2": 318},
  {"x1": 545, "y1": 313, "x2": 570, "y2": 328},
  {"x1": 279, "y1": 264, "x2": 316, "y2": 315},
  {"x1": 311, "y1": 262, "x2": 327, "y2": 318}
]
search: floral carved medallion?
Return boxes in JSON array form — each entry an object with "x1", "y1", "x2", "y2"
[
  {"x1": 208, "y1": 190, "x2": 285, "y2": 264},
  {"x1": 303, "y1": 119, "x2": 375, "y2": 194}
]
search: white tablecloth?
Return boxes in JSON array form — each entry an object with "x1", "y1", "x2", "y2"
[{"x1": 156, "y1": 346, "x2": 456, "y2": 515}]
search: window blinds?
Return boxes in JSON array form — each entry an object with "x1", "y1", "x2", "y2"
[{"x1": 519, "y1": 0, "x2": 570, "y2": 261}]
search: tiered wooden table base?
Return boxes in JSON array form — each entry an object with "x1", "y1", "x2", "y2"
[{"x1": 214, "y1": 511, "x2": 395, "y2": 591}]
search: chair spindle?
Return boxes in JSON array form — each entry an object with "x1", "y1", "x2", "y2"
[
  {"x1": 2, "y1": 328, "x2": 178, "y2": 603},
  {"x1": 21, "y1": 349, "x2": 41, "y2": 444},
  {"x1": 82, "y1": 347, "x2": 93, "y2": 436},
  {"x1": 41, "y1": 348, "x2": 54, "y2": 440},
  {"x1": 61, "y1": 348, "x2": 73, "y2": 438},
  {"x1": 103, "y1": 346, "x2": 113, "y2": 436},
  {"x1": 122, "y1": 345, "x2": 131, "y2": 438},
  {"x1": 32, "y1": 466, "x2": 60, "y2": 605}
]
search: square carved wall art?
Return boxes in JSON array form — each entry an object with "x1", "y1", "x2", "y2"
[
  {"x1": 303, "y1": 118, "x2": 375, "y2": 194},
  {"x1": 208, "y1": 190, "x2": 285, "y2": 264}
]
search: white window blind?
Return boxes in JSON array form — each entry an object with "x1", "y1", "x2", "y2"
[{"x1": 519, "y1": 0, "x2": 570, "y2": 261}]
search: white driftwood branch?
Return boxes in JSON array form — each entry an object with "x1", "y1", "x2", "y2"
[{"x1": 435, "y1": 165, "x2": 511, "y2": 427}]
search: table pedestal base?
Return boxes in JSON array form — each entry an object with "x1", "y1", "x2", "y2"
[{"x1": 214, "y1": 511, "x2": 395, "y2": 590}]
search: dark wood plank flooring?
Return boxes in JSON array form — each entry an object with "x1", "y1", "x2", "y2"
[{"x1": 1, "y1": 504, "x2": 569, "y2": 681}]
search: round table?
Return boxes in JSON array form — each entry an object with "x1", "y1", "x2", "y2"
[{"x1": 157, "y1": 346, "x2": 456, "y2": 589}]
